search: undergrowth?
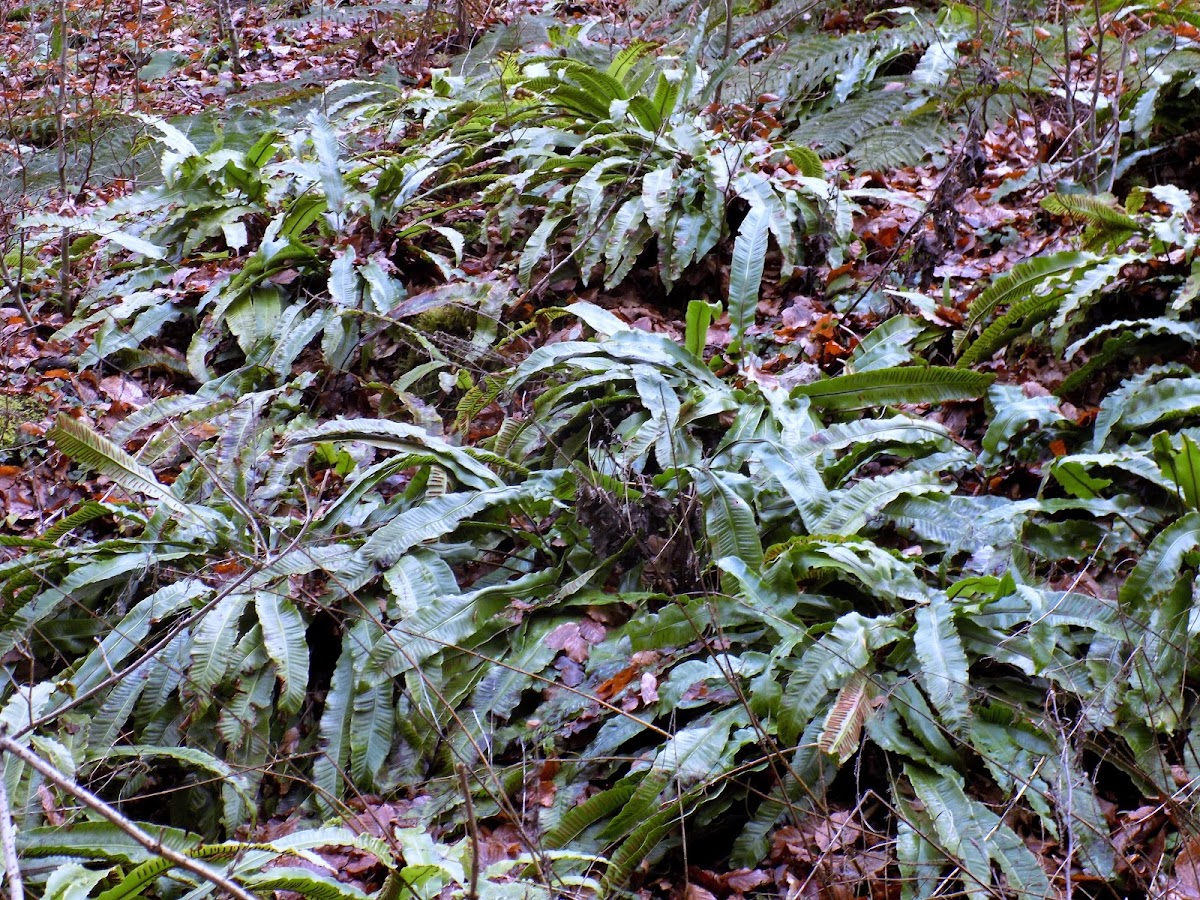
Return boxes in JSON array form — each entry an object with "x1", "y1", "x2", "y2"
[{"x1": 3, "y1": 1, "x2": 1200, "y2": 899}]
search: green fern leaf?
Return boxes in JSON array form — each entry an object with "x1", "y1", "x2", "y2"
[
  {"x1": 606, "y1": 41, "x2": 655, "y2": 87},
  {"x1": 544, "y1": 781, "x2": 639, "y2": 849},
  {"x1": 755, "y1": 442, "x2": 831, "y2": 531},
  {"x1": 95, "y1": 842, "x2": 260, "y2": 900},
  {"x1": 255, "y1": 590, "x2": 309, "y2": 716},
  {"x1": 791, "y1": 366, "x2": 993, "y2": 409},
  {"x1": 785, "y1": 145, "x2": 825, "y2": 179},
  {"x1": 815, "y1": 471, "x2": 949, "y2": 535},
  {"x1": 601, "y1": 805, "x2": 678, "y2": 894},
  {"x1": 18, "y1": 821, "x2": 200, "y2": 862},
  {"x1": 39, "y1": 500, "x2": 119, "y2": 543},
  {"x1": 72, "y1": 581, "x2": 204, "y2": 698},
  {"x1": 904, "y1": 766, "x2": 996, "y2": 900},
  {"x1": 692, "y1": 467, "x2": 764, "y2": 570},
  {"x1": 189, "y1": 593, "x2": 250, "y2": 706},
  {"x1": 1041, "y1": 192, "x2": 1142, "y2": 247},
  {"x1": 350, "y1": 677, "x2": 394, "y2": 787},
  {"x1": 913, "y1": 592, "x2": 970, "y2": 731},
  {"x1": 1119, "y1": 511, "x2": 1200, "y2": 605},
  {"x1": 243, "y1": 868, "x2": 371, "y2": 900},
  {"x1": 955, "y1": 251, "x2": 1090, "y2": 354},
  {"x1": 48, "y1": 414, "x2": 188, "y2": 515},
  {"x1": 727, "y1": 204, "x2": 769, "y2": 350},
  {"x1": 86, "y1": 665, "x2": 150, "y2": 752},
  {"x1": 1153, "y1": 431, "x2": 1200, "y2": 510},
  {"x1": 956, "y1": 291, "x2": 1063, "y2": 367},
  {"x1": 362, "y1": 485, "x2": 525, "y2": 567}
]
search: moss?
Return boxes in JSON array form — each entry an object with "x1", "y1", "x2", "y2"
[
  {"x1": 411, "y1": 304, "x2": 476, "y2": 336},
  {"x1": 0, "y1": 394, "x2": 48, "y2": 450}
]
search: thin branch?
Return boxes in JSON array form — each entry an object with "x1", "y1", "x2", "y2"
[{"x1": 457, "y1": 764, "x2": 481, "y2": 900}]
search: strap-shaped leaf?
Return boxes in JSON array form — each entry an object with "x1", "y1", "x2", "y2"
[
  {"x1": 48, "y1": 414, "x2": 187, "y2": 515},
  {"x1": 601, "y1": 805, "x2": 678, "y2": 894},
  {"x1": 190, "y1": 593, "x2": 250, "y2": 704},
  {"x1": 1041, "y1": 192, "x2": 1142, "y2": 237},
  {"x1": 1154, "y1": 430, "x2": 1200, "y2": 510},
  {"x1": 791, "y1": 366, "x2": 993, "y2": 409},
  {"x1": 956, "y1": 292, "x2": 1062, "y2": 368},
  {"x1": 544, "y1": 780, "x2": 639, "y2": 849},
  {"x1": 288, "y1": 419, "x2": 503, "y2": 490},
  {"x1": 847, "y1": 315, "x2": 923, "y2": 373},
  {"x1": 692, "y1": 467, "x2": 763, "y2": 570},
  {"x1": 605, "y1": 41, "x2": 654, "y2": 87},
  {"x1": 242, "y1": 868, "x2": 370, "y2": 900},
  {"x1": 756, "y1": 441, "x2": 830, "y2": 531},
  {"x1": 905, "y1": 766, "x2": 1003, "y2": 900},
  {"x1": 778, "y1": 612, "x2": 882, "y2": 746},
  {"x1": 87, "y1": 665, "x2": 151, "y2": 752},
  {"x1": 954, "y1": 250, "x2": 1090, "y2": 352},
  {"x1": 814, "y1": 471, "x2": 949, "y2": 535},
  {"x1": 18, "y1": 821, "x2": 200, "y2": 862},
  {"x1": 71, "y1": 580, "x2": 205, "y2": 698},
  {"x1": 350, "y1": 677, "x2": 394, "y2": 787},
  {"x1": 362, "y1": 485, "x2": 525, "y2": 566},
  {"x1": 913, "y1": 592, "x2": 970, "y2": 731},
  {"x1": 313, "y1": 632, "x2": 356, "y2": 815},
  {"x1": 95, "y1": 842, "x2": 261, "y2": 900},
  {"x1": 819, "y1": 670, "x2": 872, "y2": 763},
  {"x1": 727, "y1": 203, "x2": 769, "y2": 350},
  {"x1": 255, "y1": 590, "x2": 310, "y2": 715},
  {"x1": 1119, "y1": 511, "x2": 1200, "y2": 605}
]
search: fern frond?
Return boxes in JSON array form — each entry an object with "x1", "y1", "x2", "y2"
[
  {"x1": 818, "y1": 671, "x2": 872, "y2": 762},
  {"x1": 48, "y1": 414, "x2": 188, "y2": 515},
  {"x1": 1057, "y1": 334, "x2": 1140, "y2": 396},
  {"x1": 1041, "y1": 192, "x2": 1143, "y2": 250},
  {"x1": 791, "y1": 366, "x2": 994, "y2": 409},
  {"x1": 847, "y1": 118, "x2": 951, "y2": 170},
  {"x1": 956, "y1": 293, "x2": 1063, "y2": 368},
  {"x1": 544, "y1": 781, "x2": 639, "y2": 849},
  {"x1": 1041, "y1": 192, "x2": 1141, "y2": 233},
  {"x1": 791, "y1": 91, "x2": 909, "y2": 157},
  {"x1": 954, "y1": 251, "x2": 1091, "y2": 354},
  {"x1": 600, "y1": 805, "x2": 679, "y2": 893}
]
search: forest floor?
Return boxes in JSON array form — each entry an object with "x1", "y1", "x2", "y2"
[
  {"x1": 5, "y1": 1, "x2": 1200, "y2": 898},
  {"x1": 0, "y1": 0, "x2": 1089, "y2": 538}
]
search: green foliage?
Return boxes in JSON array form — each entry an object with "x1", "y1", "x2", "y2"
[
  {"x1": 957, "y1": 187, "x2": 1198, "y2": 372},
  {"x1": 9, "y1": 4, "x2": 1200, "y2": 899},
  {"x1": 332, "y1": 29, "x2": 850, "y2": 298}
]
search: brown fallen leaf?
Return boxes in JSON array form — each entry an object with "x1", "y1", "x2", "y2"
[{"x1": 1170, "y1": 836, "x2": 1200, "y2": 900}]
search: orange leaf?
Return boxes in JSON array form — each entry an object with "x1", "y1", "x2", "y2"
[{"x1": 595, "y1": 667, "x2": 636, "y2": 700}]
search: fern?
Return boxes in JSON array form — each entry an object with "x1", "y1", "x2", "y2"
[
  {"x1": 600, "y1": 805, "x2": 679, "y2": 893},
  {"x1": 847, "y1": 116, "x2": 950, "y2": 170},
  {"x1": 955, "y1": 251, "x2": 1092, "y2": 354},
  {"x1": 791, "y1": 91, "x2": 911, "y2": 158},
  {"x1": 1042, "y1": 192, "x2": 1144, "y2": 250},
  {"x1": 818, "y1": 671, "x2": 872, "y2": 763},
  {"x1": 791, "y1": 366, "x2": 994, "y2": 409},
  {"x1": 913, "y1": 592, "x2": 971, "y2": 731},
  {"x1": 544, "y1": 781, "x2": 640, "y2": 849},
  {"x1": 957, "y1": 292, "x2": 1063, "y2": 367},
  {"x1": 48, "y1": 415, "x2": 187, "y2": 515}
]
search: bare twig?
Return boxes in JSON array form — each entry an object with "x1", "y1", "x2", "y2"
[
  {"x1": 0, "y1": 732, "x2": 257, "y2": 900},
  {"x1": 457, "y1": 764, "x2": 481, "y2": 900}
]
